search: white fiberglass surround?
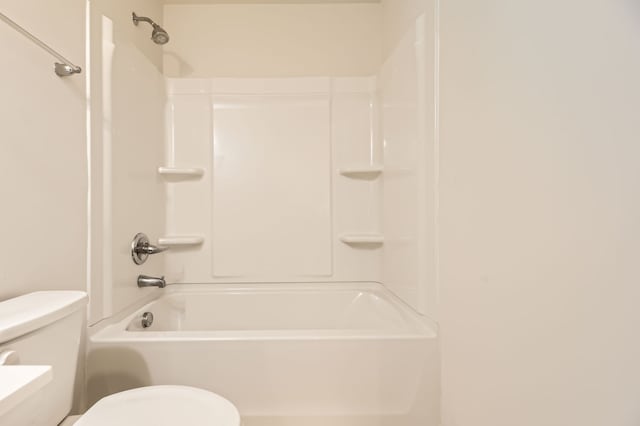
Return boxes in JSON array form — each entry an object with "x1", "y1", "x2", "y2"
[
  {"x1": 87, "y1": 1, "x2": 435, "y2": 323},
  {"x1": 163, "y1": 77, "x2": 384, "y2": 287},
  {"x1": 158, "y1": 5, "x2": 435, "y2": 316},
  {"x1": 87, "y1": 283, "x2": 439, "y2": 426}
]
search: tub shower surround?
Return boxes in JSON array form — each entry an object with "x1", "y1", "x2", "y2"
[{"x1": 86, "y1": 3, "x2": 438, "y2": 424}]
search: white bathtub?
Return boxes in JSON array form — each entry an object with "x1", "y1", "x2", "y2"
[{"x1": 87, "y1": 283, "x2": 439, "y2": 426}]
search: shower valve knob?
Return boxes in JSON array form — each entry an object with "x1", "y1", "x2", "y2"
[{"x1": 131, "y1": 233, "x2": 169, "y2": 265}]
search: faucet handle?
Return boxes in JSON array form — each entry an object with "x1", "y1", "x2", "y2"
[
  {"x1": 137, "y1": 244, "x2": 168, "y2": 255},
  {"x1": 131, "y1": 233, "x2": 169, "y2": 265}
]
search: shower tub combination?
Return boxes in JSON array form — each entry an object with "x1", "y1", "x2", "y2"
[{"x1": 87, "y1": 283, "x2": 439, "y2": 426}]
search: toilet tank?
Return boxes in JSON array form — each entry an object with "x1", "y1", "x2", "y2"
[{"x1": 0, "y1": 291, "x2": 87, "y2": 426}]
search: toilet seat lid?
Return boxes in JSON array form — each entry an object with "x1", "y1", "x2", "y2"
[{"x1": 75, "y1": 385, "x2": 240, "y2": 426}]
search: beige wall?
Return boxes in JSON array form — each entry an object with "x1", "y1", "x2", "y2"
[
  {"x1": 89, "y1": 0, "x2": 166, "y2": 323},
  {"x1": 0, "y1": 0, "x2": 87, "y2": 300},
  {"x1": 162, "y1": 3, "x2": 381, "y2": 77},
  {"x1": 439, "y1": 0, "x2": 640, "y2": 425}
]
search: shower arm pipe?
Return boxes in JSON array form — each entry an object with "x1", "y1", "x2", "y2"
[
  {"x1": 0, "y1": 11, "x2": 81, "y2": 77},
  {"x1": 132, "y1": 13, "x2": 156, "y2": 26}
]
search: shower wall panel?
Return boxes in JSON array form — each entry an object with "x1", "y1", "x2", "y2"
[
  {"x1": 88, "y1": 0, "x2": 166, "y2": 324},
  {"x1": 380, "y1": 2, "x2": 437, "y2": 316},
  {"x1": 211, "y1": 91, "x2": 332, "y2": 278},
  {"x1": 164, "y1": 77, "x2": 382, "y2": 284}
]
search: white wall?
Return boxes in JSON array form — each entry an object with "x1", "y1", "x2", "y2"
[
  {"x1": 89, "y1": 0, "x2": 166, "y2": 323},
  {"x1": 162, "y1": 3, "x2": 381, "y2": 77},
  {"x1": 0, "y1": 0, "x2": 86, "y2": 300},
  {"x1": 439, "y1": 1, "x2": 640, "y2": 425},
  {"x1": 380, "y1": 0, "x2": 437, "y2": 316}
]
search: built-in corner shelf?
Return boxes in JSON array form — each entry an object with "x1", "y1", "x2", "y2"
[
  {"x1": 338, "y1": 165, "x2": 383, "y2": 179},
  {"x1": 158, "y1": 167, "x2": 205, "y2": 179},
  {"x1": 158, "y1": 236, "x2": 205, "y2": 247},
  {"x1": 340, "y1": 234, "x2": 385, "y2": 245}
]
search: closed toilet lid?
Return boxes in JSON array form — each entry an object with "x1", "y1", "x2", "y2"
[{"x1": 75, "y1": 385, "x2": 240, "y2": 426}]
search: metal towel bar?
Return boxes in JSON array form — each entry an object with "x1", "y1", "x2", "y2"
[{"x1": 0, "y1": 12, "x2": 81, "y2": 77}]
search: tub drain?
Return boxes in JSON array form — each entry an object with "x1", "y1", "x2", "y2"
[{"x1": 141, "y1": 312, "x2": 154, "y2": 328}]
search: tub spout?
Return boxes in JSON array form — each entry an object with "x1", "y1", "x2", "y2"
[{"x1": 137, "y1": 275, "x2": 166, "y2": 288}]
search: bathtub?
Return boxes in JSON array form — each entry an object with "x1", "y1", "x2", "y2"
[{"x1": 87, "y1": 283, "x2": 439, "y2": 426}]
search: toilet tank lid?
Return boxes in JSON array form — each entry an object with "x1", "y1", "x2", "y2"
[{"x1": 0, "y1": 291, "x2": 87, "y2": 343}]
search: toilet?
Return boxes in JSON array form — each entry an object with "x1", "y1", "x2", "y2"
[{"x1": 0, "y1": 291, "x2": 240, "y2": 426}]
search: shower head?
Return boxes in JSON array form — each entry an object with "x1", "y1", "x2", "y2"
[
  {"x1": 132, "y1": 12, "x2": 170, "y2": 45},
  {"x1": 151, "y1": 24, "x2": 170, "y2": 45}
]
